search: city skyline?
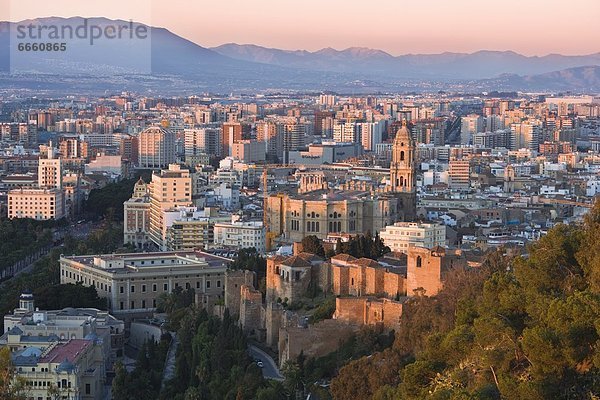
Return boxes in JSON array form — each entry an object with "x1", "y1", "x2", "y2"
[{"x1": 1, "y1": 0, "x2": 599, "y2": 56}]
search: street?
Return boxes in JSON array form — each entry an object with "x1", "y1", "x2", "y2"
[{"x1": 248, "y1": 345, "x2": 284, "y2": 381}]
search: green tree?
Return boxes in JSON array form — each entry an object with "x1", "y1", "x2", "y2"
[
  {"x1": 301, "y1": 235, "x2": 325, "y2": 257},
  {"x1": 0, "y1": 347, "x2": 30, "y2": 400}
]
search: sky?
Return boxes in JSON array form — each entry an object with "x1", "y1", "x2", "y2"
[{"x1": 1, "y1": 0, "x2": 599, "y2": 56}]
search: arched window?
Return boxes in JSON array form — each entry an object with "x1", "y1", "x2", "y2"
[
  {"x1": 416, "y1": 256, "x2": 422, "y2": 268},
  {"x1": 400, "y1": 151, "x2": 405, "y2": 161},
  {"x1": 316, "y1": 222, "x2": 320, "y2": 232},
  {"x1": 400, "y1": 176, "x2": 404, "y2": 187}
]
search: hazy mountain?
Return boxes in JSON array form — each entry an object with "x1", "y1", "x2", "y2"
[
  {"x1": 0, "y1": 17, "x2": 599, "y2": 93},
  {"x1": 481, "y1": 66, "x2": 600, "y2": 91},
  {"x1": 212, "y1": 44, "x2": 600, "y2": 80}
]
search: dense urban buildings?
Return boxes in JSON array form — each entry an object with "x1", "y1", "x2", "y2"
[{"x1": 2, "y1": 89, "x2": 600, "y2": 400}]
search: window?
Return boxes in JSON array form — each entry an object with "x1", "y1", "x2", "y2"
[
  {"x1": 206, "y1": 280, "x2": 211, "y2": 289},
  {"x1": 86, "y1": 384, "x2": 91, "y2": 395},
  {"x1": 416, "y1": 256, "x2": 422, "y2": 268},
  {"x1": 217, "y1": 280, "x2": 221, "y2": 288},
  {"x1": 131, "y1": 300, "x2": 135, "y2": 309},
  {"x1": 164, "y1": 283, "x2": 168, "y2": 291},
  {"x1": 120, "y1": 286, "x2": 124, "y2": 294},
  {"x1": 142, "y1": 284, "x2": 146, "y2": 293},
  {"x1": 152, "y1": 284, "x2": 157, "y2": 292},
  {"x1": 142, "y1": 300, "x2": 146, "y2": 308},
  {"x1": 131, "y1": 285, "x2": 135, "y2": 293}
]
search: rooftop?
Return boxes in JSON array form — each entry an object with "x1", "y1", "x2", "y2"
[{"x1": 40, "y1": 339, "x2": 91, "y2": 364}]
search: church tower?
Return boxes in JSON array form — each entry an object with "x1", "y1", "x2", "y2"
[
  {"x1": 390, "y1": 121, "x2": 415, "y2": 192},
  {"x1": 386, "y1": 121, "x2": 417, "y2": 222}
]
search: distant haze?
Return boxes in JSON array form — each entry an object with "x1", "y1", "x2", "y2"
[{"x1": 1, "y1": 0, "x2": 599, "y2": 56}]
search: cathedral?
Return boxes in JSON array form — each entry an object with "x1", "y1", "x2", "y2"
[
  {"x1": 266, "y1": 123, "x2": 417, "y2": 243},
  {"x1": 388, "y1": 121, "x2": 417, "y2": 221}
]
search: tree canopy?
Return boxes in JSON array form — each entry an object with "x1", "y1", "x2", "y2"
[
  {"x1": 336, "y1": 231, "x2": 390, "y2": 260},
  {"x1": 330, "y1": 204, "x2": 600, "y2": 399}
]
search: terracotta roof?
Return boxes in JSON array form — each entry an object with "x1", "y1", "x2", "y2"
[
  {"x1": 431, "y1": 245, "x2": 446, "y2": 254},
  {"x1": 269, "y1": 255, "x2": 287, "y2": 262},
  {"x1": 297, "y1": 252, "x2": 323, "y2": 262},
  {"x1": 352, "y1": 258, "x2": 381, "y2": 268},
  {"x1": 40, "y1": 339, "x2": 91, "y2": 364},
  {"x1": 282, "y1": 255, "x2": 312, "y2": 268},
  {"x1": 331, "y1": 254, "x2": 357, "y2": 262}
]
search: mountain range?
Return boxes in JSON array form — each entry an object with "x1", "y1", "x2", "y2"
[
  {"x1": 211, "y1": 43, "x2": 600, "y2": 81},
  {"x1": 0, "y1": 17, "x2": 599, "y2": 94}
]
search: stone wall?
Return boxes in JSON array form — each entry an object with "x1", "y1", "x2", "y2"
[
  {"x1": 334, "y1": 297, "x2": 404, "y2": 331},
  {"x1": 383, "y1": 271, "x2": 405, "y2": 298},
  {"x1": 278, "y1": 319, "x2": 358, "y2": 365},
  {"x1": 265, "y1": 302, "x2": 285, "y2": 349},
  {"x1": 239, "y1": 284, "x2": 263, "y2": 335},
  {"x1": 406, "y1": 247, "x2": 444, "y2": 296},
  {"x1": 225, "y1": 269, "x2": 256, "y2": 317}
]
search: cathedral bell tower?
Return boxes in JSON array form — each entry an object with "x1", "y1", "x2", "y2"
[{"x1": 390, "y1": 120, "x2": 415, "y2": 193}]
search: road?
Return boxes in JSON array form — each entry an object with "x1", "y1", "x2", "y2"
[
  {"x1": 161, "y1": 332, "x2": 178, "y2": 386},
  {"x1": 0, "y1": 221, "x2": 98, "y2": 289},
  {"x1": 249, "y1": 345, "x2": 283, "y2": 381}
]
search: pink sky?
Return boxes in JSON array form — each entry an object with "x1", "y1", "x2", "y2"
[{"x1": 1, "y1": 0, "x2": 599, "y2": 56}]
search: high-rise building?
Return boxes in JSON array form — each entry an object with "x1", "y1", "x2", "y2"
[
  {"x1": 412, "y1": 119, "x2": 445, "y2": 145},
  {"x1": 148, "y1": 164, "x2": 193, "y2": 250},
  {"x1": 448, "y1": 159, "x2": 471, "y2": 190},
  {"x1": 0, "y1": 122, "x2": 37, "y2": 146},
  {"x1": 38, "y1": 146, "x2": 62, "y2": 189},
  {"x1": 460, "y1": 115, "x2": 484, "y2": 145},
  {"x1": 333, "y1": 121, "x2": 359, "y2": 143},
  {"x1": 221, "y1": 122, "x2": 250, "y2": 157},
  {"x1": 119, "y1": 134, "x2": 139, "y2": 165},
  {"x1": 314, "y1": 110, "x2": 335, "y2": 136},
  {"x1": 138, "y1": 126, "x2": 176, "y2": 169},
  {"x1": 184, "y1": 126, "x2": 222, "y2": 160},
  {"x1": 283, "y1": 122, "x2": 308, "y2": 163},
  {"x1": 257, "y1": 121, "x2": 283, "y2": 162},
  {"x1": 59, "y1": 137, "x2": 88, "y2": 159},
  {"x1": 359, "y1": 122, "x2": 384, "y2": 151},
  {"x1": 231, "y1": 140, "x2": 266, "y2": 163},
  {"x1": 510, "y1": 121, "x2": 541, "y2": 150},
  {"x1": 318, "y1": 94, "x2": 337, "y2": 107}
]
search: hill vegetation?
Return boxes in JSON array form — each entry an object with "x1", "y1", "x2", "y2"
[{"x1": 330, "y1": 204, "x2": 600, "y2": 399}]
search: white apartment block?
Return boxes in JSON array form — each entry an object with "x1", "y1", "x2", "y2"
[
  {"x1": 380, "y1": 222, "x2": 446, "y2": 253},
  {"x1": 138, "y1": 126, "x2": 176, "y2": 169},
  {"x1": 214, "y1": 217, "x2": 266, "y2": 253},
  {"x1": 38, "y1": 148, "x2": 62, "y2": 189}
]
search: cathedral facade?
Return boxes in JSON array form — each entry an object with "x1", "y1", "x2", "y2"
[{"x1": 266, "y1": 123, "x2": 417, "y2": 243}]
